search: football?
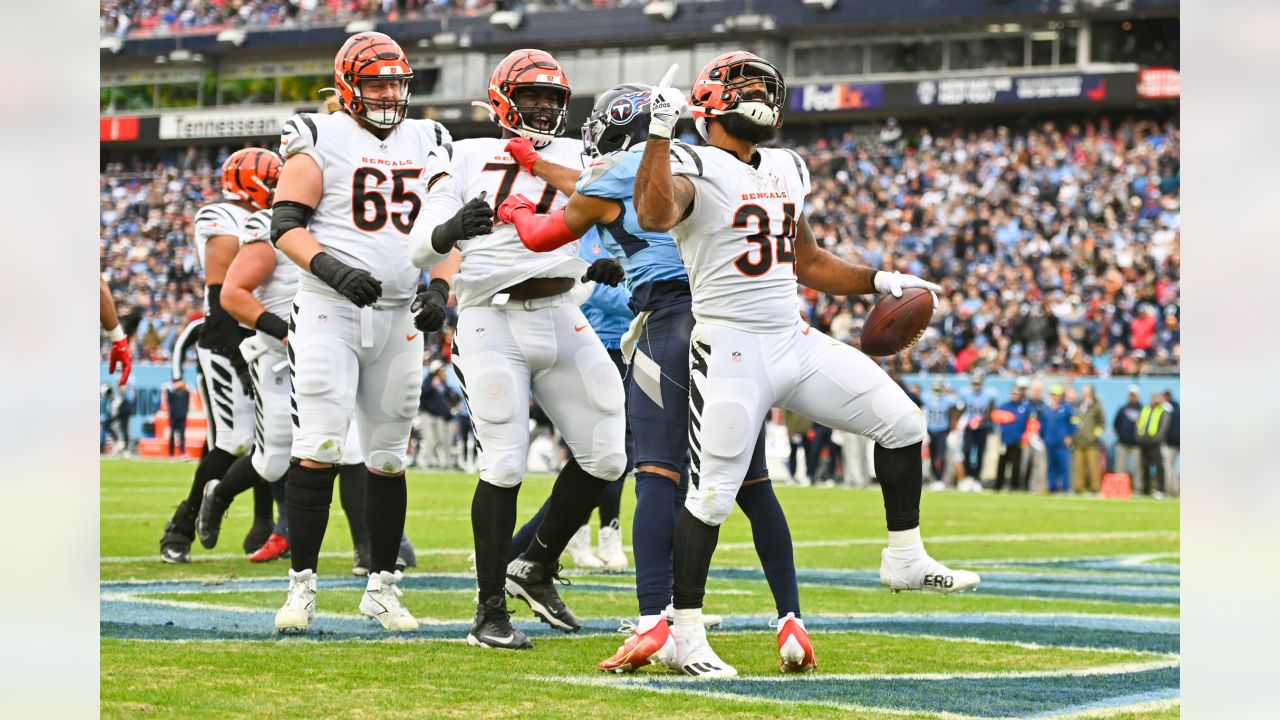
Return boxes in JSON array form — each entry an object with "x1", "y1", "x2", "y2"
[{"x1": 860, "y1": 287, "x2": 936, "y2": 357}]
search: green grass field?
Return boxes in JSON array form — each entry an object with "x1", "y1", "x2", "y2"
[{"x1": 101, "y1": 459, "x2": 1180, "y2": 719}]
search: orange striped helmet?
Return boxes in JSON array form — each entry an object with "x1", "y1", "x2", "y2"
[
  {"x1": 485, "y1": 49, "x2": 571, "y2": 144},
  {"x1": 221, "y1": 148, "x2": 282, "y2": 211},
  {"x1": 334, "y1": 32, "x2": 413, "y2": 129},
  {"x1": 690, "y1": 51, "x2": 786, "y2": 140}
]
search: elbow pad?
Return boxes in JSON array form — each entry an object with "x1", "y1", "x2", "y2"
[{"x1": 270, "y1": 200, "x2": 315, "y2": 244}]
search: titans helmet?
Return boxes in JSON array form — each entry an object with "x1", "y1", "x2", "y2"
[{"x1": 582, "y1": 83, "x2": 654, "y2": 157}]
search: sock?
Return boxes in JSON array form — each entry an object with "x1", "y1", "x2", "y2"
[
  {"x1": 184, "y1": 447, "x2": 237, "y2": 508},
  {"x1": 337, "y1": 464, "x2": 370, "y2": 553},
  {"x1": 671, "y1": 507, "x2": 719, "y2": 610},
  {"x1": 874, "y1": 441, "x2": 923, "y2": 532},
  {"x1": 252, "y1": 479, "x2": 273, "y2": 522},
  {"x1": 285, "y1": 462, "x2": 337, "y2": 572},
  {"x1": 672, "y1": 607, "x2": 703, "y2": 626},
  {"x1": 509, "y1": 497, "x2": 550, "y2": 565},
  {"x1": 365, "y1": 471, "x2": 407, "y2": 574},
  {"x1": 522, "y1": 459, "x2": 613, "y2": 566},
  {"x1": 598, "y1": 474, "x2": 625, "y2": 528},
  {"x1": 473, "y1": 480, "x2": 519, "y2": 601},
  {"x1": 736, "y1": 480, "x2": 800, "y2": 618},
  {"x1": 637, "y1": 614, "x2": 665, "y2": 633},
  {"x1": 633, "y1": 471, "x2": 679, "y2": 616},
  {"x1": 212, "y1": 454, "x2": 264, "y2": 503},
  {"x1": 269, "y1": 480, "x2": 288, "y2": 538}
]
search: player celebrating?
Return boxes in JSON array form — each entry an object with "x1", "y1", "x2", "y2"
[
  {"x1": 627, "y1": 52, "x2": 980, "y2": 677},
  {"x1": 100, "y1": 278, "x2": 132, "y2": 387},
  {"x1": 269, "y1": 32, "x2": 453, "y2": 633},
  {"x1": 159, "y1": 148, "x2": 280, "y2": 564},
  {"x1": 497, "y1": 82, "x2": 811, "y2": 673},
  {"x1": 409, "y1": 49, "x2": 627, "y2": 650}
]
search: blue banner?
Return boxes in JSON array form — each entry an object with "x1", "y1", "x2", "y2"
[{"x1": 101, "y1": 361, "x2": 200, "y2": 440}]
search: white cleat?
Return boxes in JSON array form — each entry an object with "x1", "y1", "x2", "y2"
[
  {"x1": 275, "y1": 569, "x2": 317, "y2": 633},
  {"x1": 880, "y1": 547, "x2": 980, "y2": 594},
  {"x1": 597, "y1": 522, "x2": 628, "y2": 572},
  {"x1": 669, "y1": 620, "x2": 737, "y2": 678},
  {"x1": 665, "y1": 603, "x2": 722, "y2": 628},
  {"x1": 567, "y1": 524, "x2": 605, "y2": 571},
  {"x1": 359, "y1": 570, "x2": 419, "y2": 632}
]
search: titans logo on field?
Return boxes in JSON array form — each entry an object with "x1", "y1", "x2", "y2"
[{"x1": 607, "y1": 91, "x2": 652, "y2": 125}]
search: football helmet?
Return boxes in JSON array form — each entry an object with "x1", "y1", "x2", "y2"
[
  {"x1": 582, "y1": 83, "x2": 653, "y2": 157},
  {"x1": 689, "y1": 51, "x2": 786, "y2": 140},
  {"x1": 483, "y1": 49, "x2": 571, "y2": 144},
  {"x1": 334, "y1": 32, "x2": 413, "y2": 129},
  {"x1": 221, "y1": 148, "x2": 282, "y2": 211}
]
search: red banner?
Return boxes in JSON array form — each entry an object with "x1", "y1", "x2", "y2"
[
  {"x1": 1137, "y1": 67, "x2": 1180, "y2": 99},
  {"x1": 100, "y1": 116, "x2": 139, "y2": 142}
]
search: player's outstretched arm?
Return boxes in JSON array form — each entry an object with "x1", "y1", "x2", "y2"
[
  {"x1": 101, "y1": 278, "x2": 131, "y2": 387},
  {"x1": 223, "y1": 243, "x2": 287, "y2": 342},
  {"x1": 633, "y1": 85, "x2": 693, "y2": 232},
  {"x1": 505, "y1": 137, "x2": 579, "y2": 196},
  {"x1": 497, "y1": 191, "x2": 620, "y2": 252},
  {"x1": 794, "y1": 214, "x2": 942, "y2": 297}
]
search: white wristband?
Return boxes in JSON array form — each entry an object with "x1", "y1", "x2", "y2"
[
  {"x1": 648, "y1": 121, "x2": 673, "y2": 140},
  {"x1": 106, "y1": 325, "x2": 126, "y2": 342}
]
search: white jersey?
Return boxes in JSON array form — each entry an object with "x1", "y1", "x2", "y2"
[
  {"x1": 671, "y1": 143, "x2": 810, "y2": 333},
  {"x1": 279, "y1": 111, "x2": 452, "y2": 304},
  {"x1": 240, "y1": 209, "x2": 297, "y2": 320},
  {"x1": 419, "y1": 137, "x2": 586, "y2": 310},
  {"x1": 193, "y1": 201, "x2": 252, "y2": 313}
]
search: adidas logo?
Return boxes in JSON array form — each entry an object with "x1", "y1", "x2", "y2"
[
  {"x1": 923, "y1": 574, "x2": 954, "y2": 589},
  {"x1": 683, "y1": 662, "x2": 724, "y2": 676}
]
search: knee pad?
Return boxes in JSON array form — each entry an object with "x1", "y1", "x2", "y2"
[
  {"x1": 685, "y1": 487, "x2": 733, "y2": 527},
  {"x1": 462, "y1": 352, "x2": 520, "y2": 424},
  {"x1": 366, "y1": 449, "x2": 406, "y2": 475},
  {"x1": 699, "y1": 378, "x2": 758, "y2": 459},
  {"x1": 252, "y1": 450, "x2": 291, "y2": 483},
  {"x1": 482, "y1": 453, "x2": 527, "y2": 488},
  {"x1": 575, "y1": 346, "x2": 625, "y2": 415},
  {"x1": 870, "y1": 388, "x2": 927, "y2": 449}
]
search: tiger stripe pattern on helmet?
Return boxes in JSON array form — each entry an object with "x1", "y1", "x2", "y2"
[
  {"x1": 334, "y1": 32, "x2": 414, "y2": 129},
  {"x1": 220, "y1": 148, "x2": 282, "y2": 211}
]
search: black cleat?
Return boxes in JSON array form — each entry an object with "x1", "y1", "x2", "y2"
[
  {"x1": 196, "y1": 480, "x2": 229, "y2": 549},
  {"x1": 505, "y1": 558, "x2": 581, "y2": 633},
  {"x1": 242, "y1": 516, "x2": 273, "y2": 555},
  {"x1": 467, "y1": 595, "x2": 532, "y2": 650},
  {"x1": 160, "y1": 501, "x2": 196, "y2": 564}
]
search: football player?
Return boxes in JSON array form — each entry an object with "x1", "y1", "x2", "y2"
[
  {"x1": 100, "y1": 278, "x2": 132, "y2": 387},
  {"x1": 497, "y1": 82, "x2": 810, "y2": 673},
  {"x1": 159, "y1": 148, "x2": 281, "y2": 564},
  {"x1": 269, "y1": 32, "x2": 453, "y2": 633},
  {"x1": 628, "y1": 52, "x2": 980, "y2": 677},
  {"x1": 409, "y1": 49, "x2": 627, "y2": 650}
]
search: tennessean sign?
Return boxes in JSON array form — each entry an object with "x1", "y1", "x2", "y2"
[{"x1": 159, "y1": 109, "x2": 297, "y2": 140}]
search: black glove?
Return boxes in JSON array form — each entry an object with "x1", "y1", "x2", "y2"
[
  {"x1": 431, "y1": 191, "x2": 493, "y2": 254},
  {"x1": 197, "y1": 285, "x2": 242, "y2": 357},
  {"x1": 230, "y1": 350, "x2": 255, "y2": 400},
  {"x1": 411, "y1": 278, "x2": 450, "y2": 333},
  {"x1": 310, "y1": 252, "x2": 382, "y2": 307},
  {"x1": 582, "y1": 258, "x2": 625, "y2": 287}
]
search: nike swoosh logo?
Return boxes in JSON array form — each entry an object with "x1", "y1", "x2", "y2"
[
  {"x1": 407, "y1": 333, "x2": 420, "y2": 341},
  {"x1": 574, "y1": 325, "x2": 588, "y2": 332},
  {"x1": 802, "y1": 326, "x2": 811, "y2": 335}
]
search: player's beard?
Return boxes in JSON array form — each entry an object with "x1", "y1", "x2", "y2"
[{"x1": 718, "y1": 111, "x2": 779, "y2": 144}]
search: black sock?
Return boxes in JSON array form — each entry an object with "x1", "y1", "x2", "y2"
[
  {"x1": 672, "y1": 506, "x2": 720, "y2": 610},
  {"x1": 473, "y1": 480, "x2": 519, "y2": 601},
  {"x1": 509, "y1": 497, "x2": 550, "y2": 565},
  {"x1": 212, "y1": 454, "x2": 263, "y2": 503},
  {"x1": 337, "y1": 464, "x2": 369, "y2": 553},
  {"x1": 736, "y1": 480, "x2": 800, "y2": 617},
  {"x1": 521, "y1": 458, "x2": 612, "y2": 567},
  {"x1": 285, "y1": 462, "x2": 337, "y2": 572},
  {"x1": 185, "y1": 447, "x2": 237, "y2": 508},
  {"x1": 252, "y1": 479, "x2": 273, "y2": 522},
  {"x1": 597, "y1": 474, "x2": 624, "y2": 528},
  {"x1": 365, "y1": 470, "x2": 407, "y2": 574},
  {"x1": 269, "y1": 480, "x2": 288, "y2": 538},
  {"x1": 875, "y1": 441, "x2": 923, "y2": 531}
]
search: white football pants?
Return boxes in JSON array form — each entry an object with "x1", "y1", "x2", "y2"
[{"x1": 195, "y1": 346, "x2": 254, "y2": 456}]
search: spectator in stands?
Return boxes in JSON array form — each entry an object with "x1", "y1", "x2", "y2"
[
  {"x1": 1136, "y1": 393, "x2": 1171, "y2": 497},
  {"x1": 994, "y1": 378, "x2": 1033, "y2": 491},
  {"x1": 1038, "y1": 385, "x2": 1076, "y2": 494},
  {"x1": 1072, "y1": 384, "x2": 1106, "y2": 494},
  {"x1": 1022, "y1": 379, "x2": 1048, "y2": 493},
  {"x1": 111, "y1": 381, "x2": 135, "y2": 456},
  {"x1": 783, "y1": 410, "x2": 812, "y2": 484},
  {"x1": 416, "y1": 359, "x2": 456, "y2": 470},
  {"x1": 1113, "y1": 385, "x2": 1144, "y2": 486},
  {"x1": 959, "y1": 371, "x2": 998, "y2": 483},
  {"x1": 165, "y1": 379, "x2": 190, "y2": 457},
  {"x1": 1162, "y1": 389, "x2": 1180, "y2": 497},
  {"x1": 922, "y1": 378, "x2": 958, "y2": 485}
]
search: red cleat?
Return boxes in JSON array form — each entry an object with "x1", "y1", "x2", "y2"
[
  {"x1": 598, "y1": 619, "x2": 676, "y2": 673},
  {"x1": 774, "y1": 613, "x2": 817, "y2": 672},
  {"x1": 249, "y1": 533, "x2": 289, "y2": 563}
]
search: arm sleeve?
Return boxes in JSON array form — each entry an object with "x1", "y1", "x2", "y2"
[
  {"x1": 511, "y1": 207, "x2": 579, "y2": 252},
  {"x1": 410, "y1": 148, "x2": 464, "y2": 269},
  {"x1": 280, "y1": 113, "x2": 323, "y2": 170}
]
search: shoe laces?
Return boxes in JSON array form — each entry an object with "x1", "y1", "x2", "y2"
[
  {"x1": 615, "y1": 619, "x2": 638, "y2": 635},
  {"x1": 550, "y1": 563, "x2": 571, "y2": 588}
]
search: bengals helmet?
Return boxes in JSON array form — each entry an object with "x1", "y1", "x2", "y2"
[
  {"x1": 484, "y1": 49, "x2": 571, "y2": 144},
  {"x1": 221, "y1": 148, "x2": 282, "y2": 211},
  {"x1": 689, "y1": 52, "x2": 786, "y2": 140},
  {"x1": 334, "y1": 32, "x2": 413, "y2": 129}
]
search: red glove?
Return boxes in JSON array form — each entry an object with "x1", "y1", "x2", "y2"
[
  {"x1": 108, "y1": 333, "x2": 132, "y2": 387},
  {"x1": 496, "y1": 193, "x2": 536, "y2": 225},
  {"x1": 505, "y1": 136, "x2": 540, "y2": 174}
]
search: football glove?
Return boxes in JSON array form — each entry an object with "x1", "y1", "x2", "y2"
[
  {"x1": 310, "y1": 251, "x2": 382, "y2": 307},
  {"x1": 496, "y1": 192, "x2": 536, "y2": 225},
  {"x1": 411, "y1": 278, "x2": 450, "y2": 333},
  {"x1": 647, "y1": 86, "x2": 687, "y2": 141},
  {"x1": 107, "y1": 328, "x2": 131, "y2": 387},
  {"x1": 505, "y1": 137, "x2": 540, "y2": 174},
  {"x1": 431, "y1": 191, "x2": 493, "y2": 253},
  {"x1": 873, "y1": 270, "x2": 942, "y2": 298},
  {"x1": 583, "y1": 258, "x2": 625, "y2": 287}
]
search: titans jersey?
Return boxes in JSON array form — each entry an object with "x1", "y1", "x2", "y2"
[
  {"x1": 240, "y1": 209, "x2": 297, "y2": 320},
  {"x1": 578, "y1": 227, "x2": 634, "y2": 349},
  {"x1": 193, "y1": 201, "x2": 252, "y2": 313},
  {"x1": 279, "y1": 111, "x2": 451, "y2": 304},
  {"x1": 670, "y1": 143, "x2": 810, "y2": 333},
  {"x1": 576, "y1": 145, "x2": 688, "y2": 306},
  {"x1": 417, "y1": 137, "x2": 585, "y2": 311}
]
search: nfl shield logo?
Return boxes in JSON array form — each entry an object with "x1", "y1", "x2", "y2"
[{"x1": 731, "y1": 351, "x2": 742, "y2": 363}]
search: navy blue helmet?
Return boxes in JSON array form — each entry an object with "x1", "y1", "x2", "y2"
[{"x1": 582, "y1": 83, "x2": 653, "y2": 157}]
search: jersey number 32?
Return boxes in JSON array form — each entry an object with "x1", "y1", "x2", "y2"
[{"x1": 352, "y1": 167, "x2": 422, "y2": 234}]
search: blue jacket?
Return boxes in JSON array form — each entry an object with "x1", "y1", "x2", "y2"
[
  {"x1": 1038, "y1": 402, "x2": 1078, "y2": 447},
  {"x1": 578, "y1": 226, "x2": 634, "y2": 350},
  {"x1": 922, "y1": 392, "x2": 957, "y2": 433},
  {"x1": 1113, "y1": 401, "x2": 1143, "y2": 445},
  {"x1": 997, "y1": 398, "x2": 1034, "y2": 445}
]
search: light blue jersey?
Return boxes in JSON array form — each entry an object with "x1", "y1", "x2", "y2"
[
  {"x1": 576, "y1": 146, "x2": 689, "y2": 310},
  {"x1": 578, "y1": 226, "x2": 634, "y2": 350}
]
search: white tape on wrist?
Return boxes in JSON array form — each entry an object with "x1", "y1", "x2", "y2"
[{"x1": 106, "y1": 325, "x2": 126, "y2": 342}]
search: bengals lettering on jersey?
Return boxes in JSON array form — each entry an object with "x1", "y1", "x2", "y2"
[{"x1": 279, "y1": 111, "x2": 452, "y2": 304}]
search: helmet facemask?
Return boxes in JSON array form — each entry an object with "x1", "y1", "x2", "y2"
[
  {"x1": 503, "y1": 85, "x2": 569, "y2": 144},
  {"x1": 695, "y1": 58, "x2": 786, "y2": 141},
  {"x1": 346, "y1": 74, "x2": 412, "y2": 129}
]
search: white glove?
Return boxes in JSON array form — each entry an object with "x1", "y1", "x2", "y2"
[
  {"x1": 873, "y1": 270, "x2": 942, "y2": 299},
  {"x1": 238, "y1": 334, "x2": 271, "y2": 365},
  {"x1": 647, "y1": 85, "x2": 687, "y2": 140}
]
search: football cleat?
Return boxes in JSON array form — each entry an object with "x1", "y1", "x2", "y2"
[
  {"x1": 352, "y1": 544, "x2": 371, "y2": 577},
  {"x1": 664, "y1": 603, "x2": 722, "y2": 628},
  {"x1": 242, "y1": 516, "x2": 274, "y2": 555},
  {"x1": 467, "y1": 594, "x2": 533, "y2": 650},
  {"x1": 771, "y1": 612, "x2": 817, "y2": 672},
  {"x1": 249, "y1": 533, "x2": 289, "y2": 563},
  {"x1": 359, "y1": 570, "x2": 418, "y2": 632},
  {"x1": 597, "y1": 522, "x2": 627, "y2": 572},
  {"x1": 196, "y1": 479, "x2": 229, "y2": 549},
  {"x1": 880, "y1": 547, "x2": 981, "y2": 594},
  {"x1": 670, "y1": 620, "x2": 737, "y2": 678},
  {"x1": 275, "y1": 569, "x2": 317, "y2": 633},
  {"x1": 159, "y1": 500, "x2": 196, "y2": 564},
  {"x1": 567, "y1": 525, "x2": 604, "y2": 570},
  {"x1": 397, "y1": 533, "x2": 417, "y2": 571},
  {"x1": 599, "y1": 619, "x2": 676, "y2": 673},
  {"x1": 505, "y1": 557, "x2": 581, "y2": 632}
]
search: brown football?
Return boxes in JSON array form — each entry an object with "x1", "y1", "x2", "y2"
[{"x1": 860, "y1": 287, "x2": 936, "y2": 357}]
